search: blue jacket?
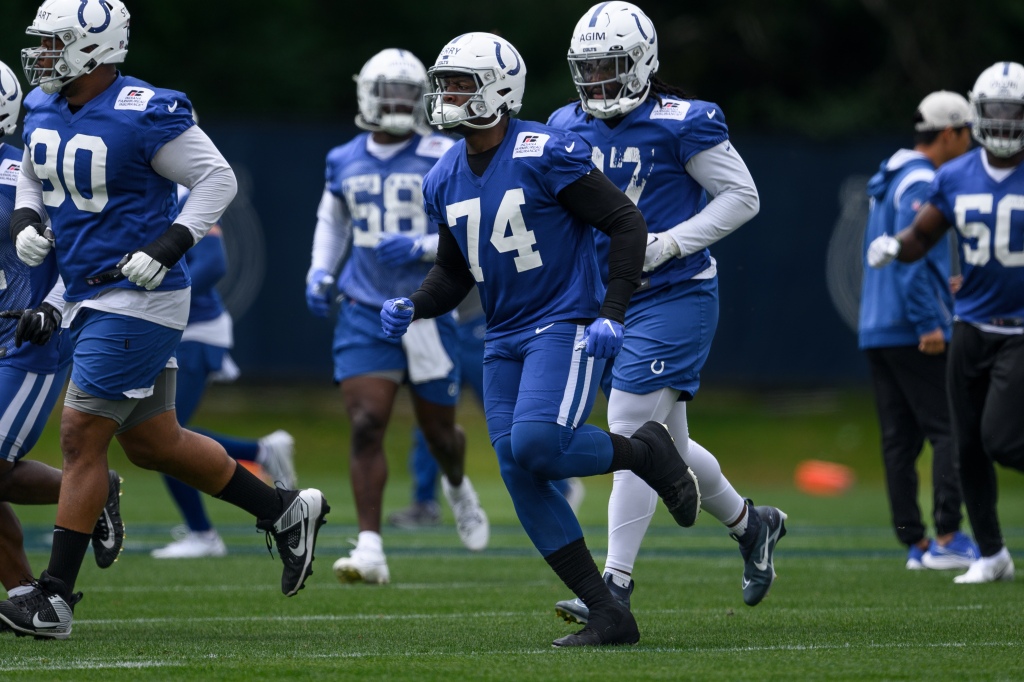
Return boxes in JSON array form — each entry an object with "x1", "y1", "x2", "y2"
[{"x1": 858, "y1": 149, "x2": 953, "y2": 349}]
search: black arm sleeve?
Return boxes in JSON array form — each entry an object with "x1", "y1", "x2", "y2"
[
  {"x1": 557, "y1": 169, "x2": 646, "y2": 324},
  {"x1": 9, "y1": 208, "x2": 44, "y2": 243},
  {"x1": 408, "y1": 222, "x2": 477, "y2": 320}
]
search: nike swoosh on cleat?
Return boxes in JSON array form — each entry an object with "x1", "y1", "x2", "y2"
[
  {"x1": 535, "y1": 323, "x2": 555, "y2": 334},
  {"x1": 32, "y1": 614, "x2": 62, "y2": 629},
  {"x1": 565, "y1": 142, "x2": 575, "y2": 152},
  {"x1": 98, "y1": 509, "x2": 116, "y2": 549},
  {"x1": 754, "y1": 517, "x2": 782, "y2": 572},
  {"x1": 741, "y1": 577, "x2": 751, "y2": 589},
  {"x1": 289, "y1": 504, "x2": 309, "y2": 557}
]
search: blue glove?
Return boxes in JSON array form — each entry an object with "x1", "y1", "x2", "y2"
[
  {"x1": 375, "y1": 234, "x2": 425, "y2": 267},
  {"x1": 306, "y1": 269, "x2": 335, "y2": 318},
  {"x1": 381, "y1": 297, "x2": 414, "y2": 337},
  {"x1": 582, "y1": 318, "x2": 625, "y2": 359}
]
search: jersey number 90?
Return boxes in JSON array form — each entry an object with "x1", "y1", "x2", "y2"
[{"x1": 29, "y1": 129, "x2": 109, "y2": 213}]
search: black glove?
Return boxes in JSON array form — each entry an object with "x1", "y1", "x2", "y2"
[{"x1": 0, "y1": 302, "x2": 62, "y2": 347}]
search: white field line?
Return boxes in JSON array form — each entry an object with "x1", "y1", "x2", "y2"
[
  {"x1": 80, "y1": 580, "x2": 552, "y2": 593},
  {"x1": 2, "y1": 640, "x2": 1019, "y2": 672},
  {"x1": 75, "y1": 602, "x2": 985, "y2": 626}
]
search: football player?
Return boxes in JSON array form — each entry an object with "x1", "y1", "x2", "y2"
[
  {"x1": 305, "y1": 48, "x2": 489, "y2": 585},
  {"x1": 869, "y1": 61, "x2": 1024, "y2": 584},
  {"x1": 381, "y1": 31, "x2": 700, "y2": 647},
  {"x1": 547, "y1": 2, "x2": 784, "y2": 623},
  {"x1": 0, "y1": 57, "x2": 122, "y2": 625},
  {"x1": 0, "y1": 0, "x2": 328, "y2": 640},
  {"x1": 153, "y1": 184, "x2": 296, "y2": 560}
]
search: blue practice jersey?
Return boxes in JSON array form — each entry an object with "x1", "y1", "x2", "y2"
[
  {"x1": 21, "y1": 74, "x2": 195, "y2": 301},
  {"x1": 422, "y1": 118, "x2": 604, "y2": 339},
  {"x1": 547, "y1": 97, "x2": 722, "y2": 297},
  {"x1": 327, "y1": 133, "x2": 453, "y2": 307},
  {"x1": 0, "y1": 143, "x2": 65, "y2": 373},
  {"x1": 928, "y1": 148, "x2": 1024, "y2": 324},
  {"x1": 859, "y1": 150, "x2": 952, "y2": 348}
]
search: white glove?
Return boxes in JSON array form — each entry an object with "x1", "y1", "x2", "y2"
[
  {"x1": 642, "y1": 232, "x2": 681, "y2": 272},
  {"x1": 120, "y1": 251, "x2": 169, "y2": 290},
  {"x1": 867, "y1": 235, "x2": 901, "y2": 268},
  {"x1": 16, "y1": 228, "x2": 53, "y2": 267}
]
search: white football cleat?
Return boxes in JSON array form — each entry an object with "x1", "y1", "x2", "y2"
[
  {"x1": 151, "y1": 529, "x2": 228, "y2": 559},
  {"x1": 953, "y1": 547, "x2": 1015, "y2": 584},
  {"x1": 258, "y1": 430, "x2": 297, "y2": 488},
  {"x1": 333, "y1": 547, "x2": 391, "y2": 585},
  {"x1": 443, "y1": 476, "x2": 490, "y2": 552}
]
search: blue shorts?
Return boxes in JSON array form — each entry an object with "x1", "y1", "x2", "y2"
[
  {"x1": 483, "y1": 323, "x2": 605, "y2": 443},
  {"x1": 612, "y1": 277, "x2": 719, "y2": 399},
  {"x1": 70, "y1": 309, "x2": 181, "y2": 401},
  {"x1": 0, "y1": 364, "x2": 70, "y2": 462},
  {"x1": 332, "y1": 299, "x2": 460, "y2": 406}
]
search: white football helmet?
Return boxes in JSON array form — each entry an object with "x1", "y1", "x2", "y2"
[
  {"x1": 425, "y1": 33, "x2": 526, "y2": 130},
  {"x1": 0, "y1": 61, "x2": 23, "y2": 138},
  {"x1": 969, "y1": 61, "x2": 1024, "y2": 158},
  {"x1": 355, "y1": 49, "x2": 428, "y2": 136},
  {"x1": 568, "y1": 1, "x2": 659, "y2": 119},
  {"x1": 21, "y1": 0, "x2": 130, "y2": 95}
]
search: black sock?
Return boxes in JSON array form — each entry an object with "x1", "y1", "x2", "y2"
[
  {"x1": 47, "y1": 526, "x2": 91, "y2": 593},
  {"x1": 606, "y1": 432, "x2": 646, "y2": 473},
  {"x1": 214, "y1": 462, "x2": 284, "y2": 521},
  {"x1": 544, "y1": 538, "x2": 612, "y2": 611}
]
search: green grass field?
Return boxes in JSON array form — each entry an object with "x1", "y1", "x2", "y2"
[{"x1": 3, "y1": 384, "x2": 1023, "y2": 680}]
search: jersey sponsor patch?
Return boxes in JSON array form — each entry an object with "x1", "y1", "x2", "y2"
[
  {"x1": 114, "y1": 86, "x2": 155, "y2": 111},
  {"x1": 416, "y1": 135, "x2": 454, "y2": 159},
  {"x1": 0, "y1": 158, "x2": 21, "y2": 186},
  {"x1": 650, "y1": 99, "x2": 692, "y2": 120},
  {"x1": 512, "y1": 132, "x2": 550, "y2": 158}
]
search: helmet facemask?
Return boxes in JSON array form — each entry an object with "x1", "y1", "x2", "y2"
[
  {"x1": 972, "y1": 99, "x2": 1024, "y2": 158},
  {"x1": 357, "y1": 77, "x2": 426, "y2": 136},
  {"x1": 425, "y1": 68, "x2": 507, "y2": 130},
  {"x1": 568, "y1": 51, "x2": 650, "y2": 119}
]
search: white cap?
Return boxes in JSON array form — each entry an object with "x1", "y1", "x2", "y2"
[{"x1": 915, "y1": 90, "x2": 971, "y2": 131}]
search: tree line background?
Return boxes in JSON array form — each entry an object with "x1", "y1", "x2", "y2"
[{"x1": 3, "y1": 0, "x2": 1023, "y2": 138}]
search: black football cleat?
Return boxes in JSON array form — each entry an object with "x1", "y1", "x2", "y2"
[
  {"x1": 629, "y1": 421, "x2": 701, "y2": 527},
  {"x1": 258, "y1": 488, "x2": 330, "y2": 596},
  {"x1": 92, "y1": 470, "x2": 124, "y2": 568}
]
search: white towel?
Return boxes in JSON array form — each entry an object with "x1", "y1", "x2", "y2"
[{"x1": 401, "y1": 318, "x2": 454, "y2": 384}]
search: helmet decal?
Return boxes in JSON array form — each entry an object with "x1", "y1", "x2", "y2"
[{"x1": 78, "y1": 0, "x2": 111, "y2": 34}]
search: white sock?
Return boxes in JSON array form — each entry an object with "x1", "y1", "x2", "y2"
[
  {"x1": 7, "y1": 585, "x2": 33, "y2": 598},
  {"x1": 727, "y1": 503, "x2": 750, "y2": 537},
  {"x1": 605, "y1": 567, "x2": 632, "y2": 588},
  {"x1": 357, "y1": 530, "x2": 384, "y2": 554}
]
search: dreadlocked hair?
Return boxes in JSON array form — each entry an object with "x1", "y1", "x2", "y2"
[{"x1": 649, "y1": 76, "x2": 693, "y2": 103}]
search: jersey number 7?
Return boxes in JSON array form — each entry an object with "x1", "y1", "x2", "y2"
[{"x1": 445, "y1": 188, "x2": 542, "y2": 282}]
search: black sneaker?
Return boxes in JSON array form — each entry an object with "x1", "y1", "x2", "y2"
[
  {"x1": 0, "y1": 572, "x2": 82, "y2": 640},
  {"x1": 554, "y1": 572, "x2": 634, "y2": 625},
  {"x1": 92, "y1": 471, "x2": 124, "y2": 568},
  {"x1": 257, "y1": 488, "x2": 329, "y2": 596},
  {"x1": 733, "y1": 501, "x2": 787, "y2": 606},
  {"x1": 629, "y1": 421, "x2": 701, "y2": 527},
  {"x1": 552, "y1": 601, "x2": 639, "y2": 647}
]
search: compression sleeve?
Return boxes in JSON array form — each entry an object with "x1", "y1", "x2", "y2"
[
  {"x1": 307, "y1": 186, "x2": 352, "y2": 282},
  {"x1": 557, "y1": 169, "x2": 646, "y2": 323},
  {"x1": 15, "y1": 148, "x2": 47, "y2": 219},
  {"x1": 665, "y1": 140, "x2": 760, "y2": 257},
  {"x1": 408, "y1": 222, "x2": 476, "y2": 319},
  {"x1": 151, "y1": 126, "x2": 238, "y2": 243}
]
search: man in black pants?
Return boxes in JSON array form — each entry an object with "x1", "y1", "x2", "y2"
[{"x1": 859, "y1": 91, "x2": 978, "y2": 570}]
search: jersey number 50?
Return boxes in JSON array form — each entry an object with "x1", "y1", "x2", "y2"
[
  {"x1": 29, "y1": 129, "x2": 109, "y2": 213},
  {"x1": 446, "y1": 188, "x2": 542, "y2": 282},
  {"x1": 956, "y1": 193, "x2": 1024, "y2": 267}
]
